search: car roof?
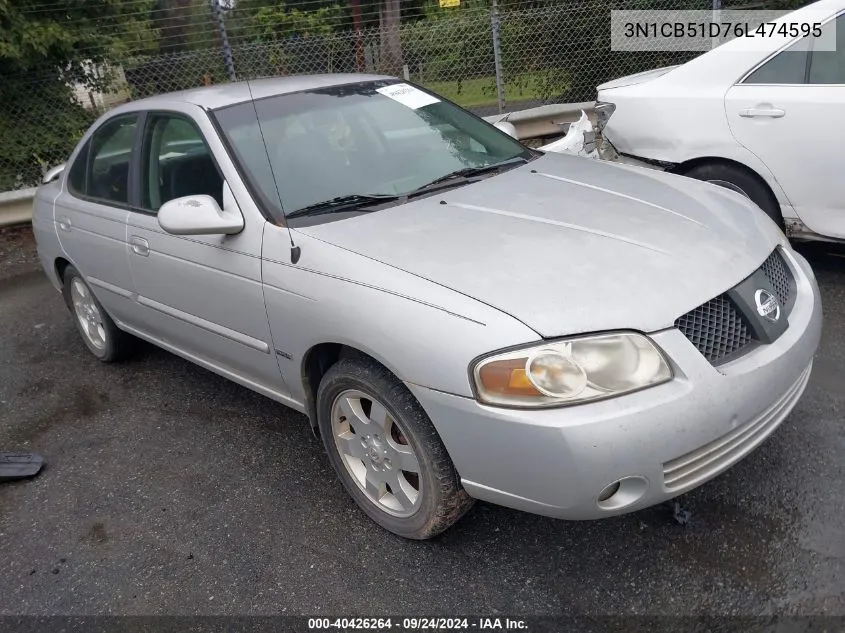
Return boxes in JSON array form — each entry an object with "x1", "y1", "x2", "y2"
[{"x1": 115, "y1": 73, "x2": 396, "y2": 112}]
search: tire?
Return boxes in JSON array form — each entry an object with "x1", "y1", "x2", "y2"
[
  {"x1": 316, "y1": 357, "x2": 474, "y2": 539},
  {"x1": 61, "y1": 265, "x2": 133, "y2": 362},
  {"x1": 681, "y1": 162, "x2": 783, "y2": 227}
]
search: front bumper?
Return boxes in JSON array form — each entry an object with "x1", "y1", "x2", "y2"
[{"x1": 407, "y1": 247, "x2": 822, "y2": 520}]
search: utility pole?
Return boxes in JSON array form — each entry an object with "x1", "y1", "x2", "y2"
[{"x1": 213, "y1": 0, "x2": 237, "y2": 82}]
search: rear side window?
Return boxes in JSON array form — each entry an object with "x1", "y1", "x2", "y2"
[
  {"x1": 83, "y1": 115, "x2": 138, "y2": 205},
  {"x1": 807, "y1": 14, "x2": 845, "y2": 83},
  {"x1": 67, "y1": 141, "x2": 89, "y2": 195},
  {"x1": 744, "y1": 46, "x2": 810, "y2": 84},
  {"x1": 743, "y1": 14, "x2": 843, "y2": 85}
]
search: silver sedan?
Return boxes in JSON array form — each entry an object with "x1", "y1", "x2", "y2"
[{"x1": 31, "y1": 74, "x2": 822, "y2": 539}]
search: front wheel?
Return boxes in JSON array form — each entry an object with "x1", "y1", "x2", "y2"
[{"x1": 316, "y1": 357, "x2": 474, "y2": 539}]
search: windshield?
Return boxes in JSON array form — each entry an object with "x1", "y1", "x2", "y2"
[{"x1": 212, "y1": 80, "x2": 533, "y2": 220}]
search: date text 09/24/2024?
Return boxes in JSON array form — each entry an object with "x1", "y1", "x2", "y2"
[{"x1": 307, "y1": 618, "x2": 529, "y2": 630}]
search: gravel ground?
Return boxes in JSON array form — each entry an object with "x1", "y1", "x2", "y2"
[
  {"x1": 0, "y1": 225, "x2": 40, "y2": 282},
  {"x1": 0, "y1": 224, "x2": 843, "y2": 617}
]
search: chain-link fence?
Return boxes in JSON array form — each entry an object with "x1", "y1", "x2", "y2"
[{"x1": 0, "y1": 0, "x2": 802, "y2": 191}]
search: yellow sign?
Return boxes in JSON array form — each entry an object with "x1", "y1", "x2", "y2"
[{"x1": 439, "y1": 0, "x2": 460, "y2": 7}]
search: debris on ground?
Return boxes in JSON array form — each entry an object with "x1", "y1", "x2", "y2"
[
  {"x1": 0, "y1": 452, "x2": 45, "y2": 482},
  {"x1": 671, "y1": 501, "x2": 692, "y2": 526}
]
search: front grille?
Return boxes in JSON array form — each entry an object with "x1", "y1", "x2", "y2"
[
  {"x1": 675, "y1": 247, "x2": 795, "y2": 365},
  {"x1": 760, "y1": 249, "x2": 791, "y2": 307},
  {"x1": 675, "y1": 295, "x2": 753, "y2": 364}
]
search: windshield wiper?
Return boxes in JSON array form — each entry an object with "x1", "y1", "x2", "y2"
[
  {"x1": 286, "y1": 193, "x2": 401, "y2": 219},
  {"x1": 412, "y1": 156, "x2": 530, "y2": 191},
  {"x1": 286, "y1": 157, "x2": 530, "y2": 220}
]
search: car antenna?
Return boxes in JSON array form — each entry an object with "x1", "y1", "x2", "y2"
[{"x1": 244, "y1": 77, "x2": 302, "y2": 264}]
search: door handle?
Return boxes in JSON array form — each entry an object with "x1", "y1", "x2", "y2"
[
  {"x1": 130, "y1": 236, "x2": 150, "y2": 257},
  {"x1": 58, "y1": 216, "x2": 72, "y2": 232},
  {"x1": 739, "y1": 108, "x2": 785, "y2": 118}
]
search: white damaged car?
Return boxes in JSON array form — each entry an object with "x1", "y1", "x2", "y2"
[{"x1": 594, "y1": 0, "x2": 845, "y2": 243}]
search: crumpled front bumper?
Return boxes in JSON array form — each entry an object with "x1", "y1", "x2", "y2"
[{"x1": 407, "y1": 247, "x2": 822, "y2": 520}]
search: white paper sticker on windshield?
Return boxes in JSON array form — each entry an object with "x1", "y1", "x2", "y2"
[{"x1": 376, "y1": 83, "x2": 440, "y2": 110}]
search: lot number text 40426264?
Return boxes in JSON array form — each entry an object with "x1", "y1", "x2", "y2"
[{"x1": 307, "y1": 617, "x2": 529, "y2": 630}]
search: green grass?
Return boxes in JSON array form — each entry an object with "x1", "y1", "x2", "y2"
[{"x1": 424, "y1": 74, "x2": 549, "y2": 108}]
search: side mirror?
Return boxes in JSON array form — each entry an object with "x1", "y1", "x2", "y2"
[
  {"x1": 158, "y1": 183, "x2": 244, "y2": 236},
  {"x1": 43, "y1": 163, "x2": 66, "y2": 184},
  {"x1": 493, "y1": 120, "x2": 519, "y2": 139}
]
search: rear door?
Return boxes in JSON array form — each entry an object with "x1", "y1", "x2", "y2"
[
  {"x1": 124, "y1": 107, "x2": 285, "y2": 395},
  {"x1": 54, "y1": 114, "x2": 138, "y2": 321},
  {"x1": 725, "y1": 12, "x2": 845, "y2": 238}
]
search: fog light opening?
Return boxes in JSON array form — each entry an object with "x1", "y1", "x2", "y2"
[
  {"x1": 597, "y1": 481, "x2": 620, "y2": 502},
  {"x1": 596, "y1": 476, "x2": 649, "y2": 511}
]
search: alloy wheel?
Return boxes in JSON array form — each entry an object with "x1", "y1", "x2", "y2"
[
  {"x1": 330, "y1": 389, "x2": 423, "y2": 517},
  {"x1": 70, "y1": 277, "x2": 107, "y2": 350}
]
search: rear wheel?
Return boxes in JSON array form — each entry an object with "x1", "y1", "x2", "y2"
[
  {"x1": 681, "y1": 162, "x2": 782, "y2": 227},
  {"x1": 316, "y1": 357, "x2": 474, "y2": 539},
  {"x1": 62, "y1": 265, "x2": 133, "y2": 362}
]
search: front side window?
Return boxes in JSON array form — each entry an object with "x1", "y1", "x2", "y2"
[
  {"x1": 140, "y1": 113, "x2": 223, "y2": 212},
  {"x1": 85, "y1": 115, "x2": 138, "y2": 204},
  {"x1": 212, "y1": 81, "x2": 533, "y2": 219}
]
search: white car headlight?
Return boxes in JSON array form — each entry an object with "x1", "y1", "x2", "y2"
[{"x1": 471, "y1": 332, "x2": 673, "y2": 408}]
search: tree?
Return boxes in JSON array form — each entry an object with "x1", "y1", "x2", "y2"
[
  {"x1": 0, "y1": 0, "x2": 155, "y2": 79},
  {"x1": 250, "y1": 0, "x2": 344, "y2": 40},
  {"x1": 0, "y1": 0, "x2": 154, "y2": 189},
  {"x1": 378, "y1": 0, "x2": 403, "y2": 74},
  {"x1": 154, "y1": 0, "x2": 199, "y2": 53}
]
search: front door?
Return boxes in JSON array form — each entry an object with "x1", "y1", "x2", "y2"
[
  {"x1": 124, "y1": 108, "x2": 284, "y2": 395},
  {"x1": 725, "y1": 12, "x2": 845, "y2": 238}
]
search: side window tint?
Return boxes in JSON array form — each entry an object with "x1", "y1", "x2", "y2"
[
  {"x1": 87, "y1": 116, "x2": 138, "y2": 204},
  {"x1": 140, "y1": 114, "x2": 223, "y2": 212},
  {"x1": 744, "y1": 46, "x2": 809, "y2": 84},
  {"x1": 808, "y1": 14, "x2": 845, "y2": 84},
  {"x1": 67, "y1": 140, "x2": 90, "y2": 195}
]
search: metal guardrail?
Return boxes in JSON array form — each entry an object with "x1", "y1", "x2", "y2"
[
  {"x1": 483, "y1": 101, "x2": 596, "y2": 141},
  {"x1": 0, "y1": 101, "x2": 596, "y2": 228},
  {"x1": 0, "y1": 187, "x2": 40, "y2": 228}
]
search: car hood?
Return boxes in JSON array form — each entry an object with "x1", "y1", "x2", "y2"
[
  {"x1": 596, "y1": 65, "x2": 680, "y2": 92},
  {"x1": 297, "y1": 153, "x2": 782, "y2": 337}
]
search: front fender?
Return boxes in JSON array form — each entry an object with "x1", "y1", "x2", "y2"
[{"x1": 260, "y1": 226, "x2": 541, "y2": 407}]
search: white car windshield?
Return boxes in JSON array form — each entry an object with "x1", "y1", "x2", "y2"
[{"x1": 212, "y1": 80, "x2": 533, "y2": 220}]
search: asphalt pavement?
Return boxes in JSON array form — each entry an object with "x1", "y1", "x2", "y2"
[{"x1": 1, "y1": 225, "x2": 843, "y2": 616}]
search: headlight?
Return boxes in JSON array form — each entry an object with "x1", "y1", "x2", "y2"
[{"x1": 471, "y1": 332, "x2": 672, "y2": 408}]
